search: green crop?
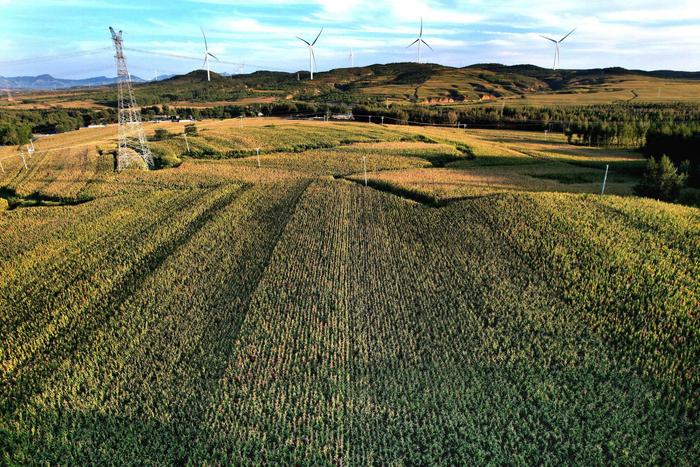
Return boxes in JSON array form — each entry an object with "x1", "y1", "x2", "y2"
[{"x1": 1, "y1": 119, "x2": 697, "y2": 464}]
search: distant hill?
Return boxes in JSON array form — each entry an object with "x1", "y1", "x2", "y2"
[
  {"x1": 0, "y1": 74, "x2": 146, "y2": 90},
  {"x1": 4, "y1": 63, "x2": 700, "y2": 106}
]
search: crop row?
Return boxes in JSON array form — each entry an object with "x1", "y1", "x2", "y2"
[
  {"x1": 471, "y1": 192, "x2": 699, "y2": 407},
  {"x1": 1, "y1": 179, "x2": 311, "y2": 462},
  {"x1": 167, "y1": 180, "x2": 696, "y2": 464}
]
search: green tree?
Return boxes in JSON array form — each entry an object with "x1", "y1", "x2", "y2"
[
  {"x1": 634, "y1": 155, "x2": 687, "y2": 201},
  {"x1": 0, "y1": 123, "x2": 32, "y2": 146}
]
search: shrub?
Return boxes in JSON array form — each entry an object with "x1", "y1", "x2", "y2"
[
  {"x1": 184, "y1": 124, "x2": 198, "y2": 136},
  {"x1": 149, "y1": 146, "x2": 182, "y2": 169},
  {"x1": 634, "y1": 155, "x2": 687, "y2": 201},
  {"x1": 153, "y1": 128, "x2": 173, "y2": 141}
]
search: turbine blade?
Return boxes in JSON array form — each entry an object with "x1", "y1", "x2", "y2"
[
  {"x1": 312, "y1": 27, "x2": 324, "y2": 46},
  {"x1": 559, "y1": 28, "x2": 576, "y2": 43},
  {"x1": 208, "y1": 52, "x2": 219, "y2": 61},
  {"x1": 311, "y1": 48, "x2": 317, "y2": 71},
  {"x1": 201, "y1": 27, "x2": 208, "y2": 51},
  {"x1": 407, "y1": 38, "x2": 420, "y2": 48},
  {"x1": 297, "y1": 36, "x2": 311, "y2": 46},
  {"x1": 540, "y1": 35, "x2": 557, "y2": 43},
  {"x1": 421, "y1": 39, "x2": 433, "y2": 51},
  {"x1": 420, "y1": 17, "x2": 423, "y2": 37}
]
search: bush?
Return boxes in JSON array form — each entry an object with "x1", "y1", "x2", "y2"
[
  {"x1": 634, "y1": 155, "x2": 687, "y2": 201},
  {"x1": 184, "y1": 124, "x2": 198, "y2": 136},
  {"x1": 153, "y1": 128, "x2": 173, "y2": 141},
  {"x1": 149, "y1": 146, "x2": 182, "y2": 169}
]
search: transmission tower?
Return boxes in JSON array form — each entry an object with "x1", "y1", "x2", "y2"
[{"x1": 109, "y1": 27, "x2": 154, "y2": 171}]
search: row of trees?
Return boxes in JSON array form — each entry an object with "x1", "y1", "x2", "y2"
[
  {"x1": 564, "y1": 120, "x2": 650, "y2": 148},
  {"x1": 352, "y1": 102, "x2": 700, "y2": 149},
  {"x1": 0, "y1": 108, "x2": 115, "y2": 138},
  {"x1": 161, "y1": 101, "x2": 349, "y2": 120}
]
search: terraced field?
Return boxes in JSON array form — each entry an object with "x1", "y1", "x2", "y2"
[{"x1": 1, "y1": 119, "x2": 698, "y2": 464}]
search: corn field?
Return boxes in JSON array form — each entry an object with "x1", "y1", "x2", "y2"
[{"x1": 0, "y1": 120, "x2": 698, "y2": 464}]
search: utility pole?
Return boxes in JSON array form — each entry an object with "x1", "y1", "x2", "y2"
[
  {"x1": 362, "y1": 155, "x2": 368, "y2": 186},
  {"x1": 183, "y1": 132, "x2": 190, "y2": 154},
  {"x1": 110, "y1": 26, "x2": 154, "y2": 171},
  {"x1": 600, "y1": 164, "x2": 609, "y2": 195}
]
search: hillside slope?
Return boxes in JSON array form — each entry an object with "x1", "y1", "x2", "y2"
[{"x1": 4, "y1": 63, "x2": 700, "y2": 110}]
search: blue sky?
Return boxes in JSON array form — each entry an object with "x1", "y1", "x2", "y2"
[{"x1": 1, "y1": 0, "x2": 699, "y2": 78}]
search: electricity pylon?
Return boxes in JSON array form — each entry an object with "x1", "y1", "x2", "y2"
[{"x1": 109, "y1": 27, "x2": 154, "y2": 171}]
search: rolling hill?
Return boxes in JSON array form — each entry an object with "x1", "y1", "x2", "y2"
[{"x1": 3, "y1": 63, "x2": 700, "y2": 110}]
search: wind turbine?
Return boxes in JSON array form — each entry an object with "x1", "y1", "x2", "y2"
[
  {"x1": 297, "y1": 27, "x2": 323, "y2": 80},
  {"x1": 540, "y1": 28, "x2": 576, "y2": 70},
  {"x1": 408, "y1": 17, "x2": 432, "y2": 64},
  {"x1": 348, "y1": 48, "x2": 355, "y2": 67},
  {"x1": 200, "y1": 27, "x2": 219, "y2": 81}
]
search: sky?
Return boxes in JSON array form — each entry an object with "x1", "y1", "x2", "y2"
[{"x1": 0, "y1": 0, "x2": 699, "y2": 79}]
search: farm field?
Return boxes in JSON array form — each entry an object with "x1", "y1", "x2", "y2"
[{"x1": 0, "y1": 118, "x2": 698, "y2": 464}]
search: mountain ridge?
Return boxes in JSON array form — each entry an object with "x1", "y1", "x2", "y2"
[
  {"x1": 3, "y1": 63, "x2": 700, "y2": 92},
  {"x1": 0, "y1": 74, "x2": 148, "y2": 90}
]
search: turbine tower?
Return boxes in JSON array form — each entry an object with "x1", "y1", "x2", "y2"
[
  {"x1": 297, "y1": 28, "x2": 323, "y2": 80},
  {"x1": 349, "y1": 48, "x2": 355, "y2": 67},
  {"x1": 201, "y1": 27, "x2": 219, "y2": 81},
  {"x1": 109, "y1": 26, "x2": 154, "y2": 171},
  {"x1": 408, "y1": 17, "x2": 432, "y2": 64},
  {"x1": 540, "y1": 28, "x2": 576, "y2": 70}
]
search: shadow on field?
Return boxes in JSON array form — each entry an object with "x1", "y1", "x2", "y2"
[
  {"x1": 0, "y1": 186, "x2": 92, "y2": 210},
  {"x1": 1, "y1": 409, "x2": 186, "y2": 465}
]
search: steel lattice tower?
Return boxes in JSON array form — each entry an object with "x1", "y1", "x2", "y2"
[{"x1": 109, "y1": 27, "x2": 154, "y2": 171}]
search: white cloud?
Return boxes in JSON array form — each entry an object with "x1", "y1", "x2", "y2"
[{"x1": 3, "y1": 0, "x2": 700, "y2": 76}]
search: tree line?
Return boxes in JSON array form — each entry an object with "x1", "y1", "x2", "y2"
[{"x1": 0, "y1": 108, "x2": 115, "y2": 145}]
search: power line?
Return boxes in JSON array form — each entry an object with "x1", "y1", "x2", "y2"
[
  {"x1": 124, "y1": 46, "x2": 298, "y2": 74},
  {"x1": 0, "y1": 48, "x2": 112, "y2": 67}
]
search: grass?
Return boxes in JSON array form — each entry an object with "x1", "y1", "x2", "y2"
[{"x1": 0, "y1": 118, "x2": 697, "y2": 464}]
